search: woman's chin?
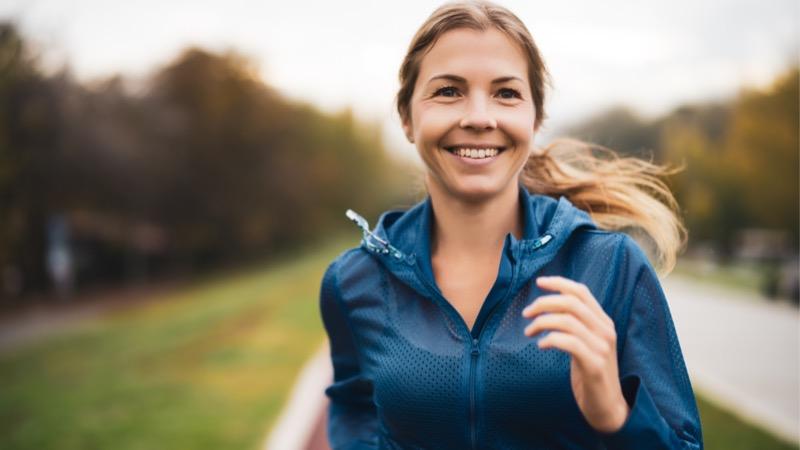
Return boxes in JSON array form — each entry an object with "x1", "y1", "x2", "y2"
[
  {"x1": 447, "y1": 177, "x2": 511, "y2": 203},
  {"x1": 426, "y1": 169, "x2": 519, "y2": 203}
]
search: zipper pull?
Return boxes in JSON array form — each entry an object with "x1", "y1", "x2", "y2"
[
  {"x1": 345, "y1": 209, "x2": 405, "y2": 260},
  {"x1": 345, "y1": 209, "x2": 370, "y2": 234},
  {"x1": 531, "y1": 234, "x2": 553, "y2": 250}
]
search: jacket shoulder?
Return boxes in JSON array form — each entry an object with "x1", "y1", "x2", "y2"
[
  {"x1": 562, "y1": 229, "x2": 658, "y2": 307},
  {"x1": 565, "y1": 228, "x2": 626, "y2": 262},
  {"x1": 322, "y1": 245, "x2": 385, "y2": 298},
  {"x1": 575, "y1": 228, "x2": 654, "y2": 272}
]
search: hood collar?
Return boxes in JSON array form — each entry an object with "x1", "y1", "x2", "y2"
[{"x1": 345, "y1": 183, "x2": 597, "y2": 298}]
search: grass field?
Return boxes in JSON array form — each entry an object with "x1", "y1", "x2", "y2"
[
  {"x1": 0, "y1": 239, "x2": 797, "y2": 449},
  {"x1": 698, "y1": 395, "x2": 798, "y2": 450}
]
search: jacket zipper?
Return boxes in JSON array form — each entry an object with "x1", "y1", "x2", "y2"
[
  {"x1": 409, "y1": 236, "x2": 551, "y2": 450},
  {"x1": 412, "y1": 261, "x2": 518, "y2": 450},
  {"x1": 469, "y1": 338, "x2": 479, "y2": 450},
  {"x1": 467, "y1": 259, "x2": 521, "y2": 450}
]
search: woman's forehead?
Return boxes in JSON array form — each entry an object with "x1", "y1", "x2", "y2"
[{"x1": 418, "y1": 28, "x2": 529, "y2": 84}]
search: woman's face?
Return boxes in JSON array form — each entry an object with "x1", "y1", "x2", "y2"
[{"x1": 402, "y1": 27, "x2": 537, "y2": 202}]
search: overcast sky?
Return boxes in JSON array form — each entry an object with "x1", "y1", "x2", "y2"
[{"x1": 1, "y1": 0, "x2": 797, "y2": 160}]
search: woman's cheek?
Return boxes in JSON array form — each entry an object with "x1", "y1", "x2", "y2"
[
  {"x1": 421, "y1": 104, "x2": 460, "y2": 131},
  {"x1": 417, "y1": 113, "x2": 455, "y2": 151},
  {"x1": 498, "y1": 110, "x2": 535, "y2": 139}
]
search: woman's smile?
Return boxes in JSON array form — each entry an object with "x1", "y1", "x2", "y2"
[{"x1": 443, "y1": 145, "x2": 508, "y2": 165}]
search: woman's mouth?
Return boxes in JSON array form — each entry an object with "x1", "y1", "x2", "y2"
[{"x1": 443, "y1": 146, "x2": 507, "y2": 163}]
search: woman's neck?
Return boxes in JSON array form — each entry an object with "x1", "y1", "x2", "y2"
[{"x1": 427, "y1": 177, "x2": 523, "y2": 260}]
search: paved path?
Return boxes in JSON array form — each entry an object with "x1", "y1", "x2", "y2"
[
  {"x1": 662, "y1": 277, "x2": 799, "y2": 443},
  {"x1": 267, "y1": 275, "x2": 800, "y2": 448},
  {"x1": 262, "y1": 343, "x2": 331, "y2": 450},
  {"x1": 0, "y1": 281, "x2": 183, "y2": 353}
]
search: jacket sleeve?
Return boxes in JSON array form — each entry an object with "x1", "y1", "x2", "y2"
[
  {"x1": 319, "y1": 258, "x2": 379, "y2": 450},
  {"x1": 597, "y1": 236, "x2": 704, "y2": 450}
]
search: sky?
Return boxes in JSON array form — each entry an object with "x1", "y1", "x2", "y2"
[{"x1": 1, "y1": 0, "x2": 797, "y2": 160}]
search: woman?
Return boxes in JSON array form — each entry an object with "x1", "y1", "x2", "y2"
[{"x1": 319, "y1": 1, "x2": 703, "y2": 448}]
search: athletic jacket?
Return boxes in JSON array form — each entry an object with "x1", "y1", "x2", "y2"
[{"x1": 319, "y1": 184, "x2": 703, "y2": 449}]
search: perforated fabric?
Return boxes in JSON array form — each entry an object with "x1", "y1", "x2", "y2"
[{"x1": 320, "y1": 184, "x2": 703, "y2": 450}]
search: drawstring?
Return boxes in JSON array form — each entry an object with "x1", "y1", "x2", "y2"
[{"x1": 346, "y1": 209, "x2": 405, "y2": 260}]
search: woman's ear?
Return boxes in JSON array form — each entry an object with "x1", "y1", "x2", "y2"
[{"x1": 401, "y1": 116, "x2": 414, "y2": 143}]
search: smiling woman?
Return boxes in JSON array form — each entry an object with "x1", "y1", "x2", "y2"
[{"x1": 320, "y1": 1, "x2": 703, "y2": 449}]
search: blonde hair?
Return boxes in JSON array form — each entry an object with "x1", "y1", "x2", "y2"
[{"x1": 396, "y1": 0, "x2": 686, "y2": 274}]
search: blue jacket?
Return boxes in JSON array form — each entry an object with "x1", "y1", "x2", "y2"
[{"x1": 319, "y1": 185, "x2": 703, "y2": 449}]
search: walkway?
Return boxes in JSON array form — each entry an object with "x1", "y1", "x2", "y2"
[{"x1": 663, "y1": 276, "x2": 799, "y2": 443}]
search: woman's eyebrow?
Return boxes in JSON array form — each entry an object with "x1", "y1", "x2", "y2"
[{"x1": 427, "y1": 74, "x2": 524, "y2": 84}]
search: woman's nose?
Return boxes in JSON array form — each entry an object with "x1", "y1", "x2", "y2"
[{"x1": 459, "y1": 95, "x2": 497, "y2": 130}]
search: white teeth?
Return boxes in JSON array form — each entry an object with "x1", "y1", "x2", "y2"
[{"x1": 450, "y1": 147, "x2": 500, "y2": 159}]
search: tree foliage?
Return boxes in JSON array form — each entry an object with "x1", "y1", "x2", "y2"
[{"x1": 0, "y1": 23, "x2": 410, "y2": 299}]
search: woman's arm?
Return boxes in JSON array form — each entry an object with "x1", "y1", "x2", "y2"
[
  {"x1": 596, "y1": 235, "x2": 704, "y2": 449},
  {"x1": 319, "y1": 259, "x2": 379, "y2": 450},
  {"x1": 522, "y1": 234, "x2": 703, "y2": 449}
]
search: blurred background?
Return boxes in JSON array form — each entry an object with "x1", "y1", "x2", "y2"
[{"x1": 0, "y1": 0, "x2": 797, "y2": 449}]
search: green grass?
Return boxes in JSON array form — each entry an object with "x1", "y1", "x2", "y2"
[
  {"x1": 0, "y1": 237, "x2": 354, "y2": 450},
  {"x1": 697, "y1": 395, "x2": 798, "y2": 449},
  {"x1": 0, "y1": 239, "x2": 797, "y2": 449}
]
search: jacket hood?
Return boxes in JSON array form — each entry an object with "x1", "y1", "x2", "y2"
[{"x1": 345, "y1": 183, "x2": 597, "y2": 301}]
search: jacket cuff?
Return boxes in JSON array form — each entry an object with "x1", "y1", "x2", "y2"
[{"x1": 596, "y1": 374, "x2": 673, "y2": 449}]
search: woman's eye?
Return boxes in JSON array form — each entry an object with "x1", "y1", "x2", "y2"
[
  {"x1": 434, "y1": 86, "x2": 459, "y2": 97},
  {"x1": 498, "y1": 88, "x2": 521, "y2": 99}
]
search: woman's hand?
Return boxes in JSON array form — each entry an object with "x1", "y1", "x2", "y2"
[{"x1": 521, "y1": 276, "x2": 630, "y2": 434}]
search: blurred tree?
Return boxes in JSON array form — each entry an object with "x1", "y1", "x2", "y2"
[
  {"x1": 563, "y1": 106, "x2": 661, "y2": 160},
  {"x1": 0, "y1": 22, "x2": 64, "y2": 295},
  {"x1": 659, "y1": 103, "x2": 741, "y2": 254},
  {"x1": 661, "y1": 70, "x2": 799, "y2": 254},
  {"x1": 724, "y1": 69, "x2": 799, "y2": 239},
  {"x1": 0, "y1": 29, "x2": 410, "y2": 301},
  {"x1": 144, "y1": 48, "x2": 404, "y2": 267}
]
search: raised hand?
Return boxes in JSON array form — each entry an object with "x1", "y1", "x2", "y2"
[{"x1": 522, "y1": 276, "x2": 630, "y2": 434}]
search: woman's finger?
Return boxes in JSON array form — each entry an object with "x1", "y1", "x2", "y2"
[
  {"x1": 536, "y1": 276, "x2": 613, "y2": 327},
  {"x1": 524, "y1": 312, "x2": 608, "y2": 355},
  {"x1": 537, "y1": 331, "x2": 604, "y2": 374},
  {"x1": 522, "y1": 294, "x2": 607, "y2": 334}
]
